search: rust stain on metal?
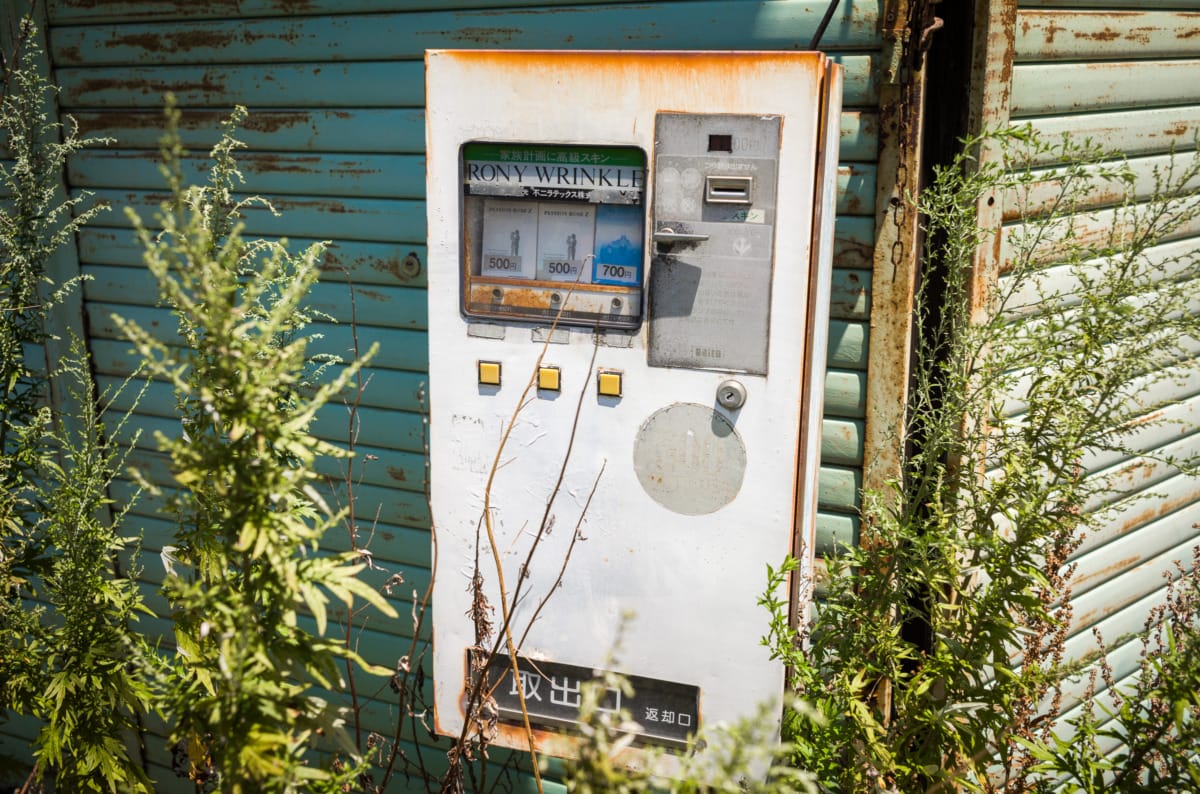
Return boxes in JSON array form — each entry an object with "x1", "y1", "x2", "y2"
[
  {"x1": 988, "y1": 4, "x2": 1018, "y2": 100},
  {"x1": 1072, "y1": 606, "x2": 1101, "y2": 630},
  {"x1": 369, "y1": 256, "x2": 415, "y2": 282},
  {"x1": 1128, "y1": 408, "x2": 1165, "y2": 427},
  {"x1": 272, "y1": 0, "x2": 322, "y2": 13},
  {"x1": 70, "y1": 27, "x2": 298, "y2": 59},
  {"x1": 74, "y1": 110, "x2": 314, "y2": 137},
  {"x1": 109, "y1": 30, "x2": 240, "y2": 53},
  {"x1": 1110, "y1": 459, "x2": 1158, "y2": 489},
  {"x1": 487, "y1": 721, "x2": 585, "y2": 760},
  {"x1": 357, "y1": 288, "x2": 389, "y2": 302},
  {"x1": 245, "y1": 112, "x2": 313, "y2": 134},
  {"x1": 1128, "y1": 26, "x2": 1158, "y2": 45},
  {"x1": 60, "y1": 0, "x2": 241, "y2": 11},
  {"x1": 471, "y1": 284, "x2": 555, "y2": 311},
  {"x1": 74, "y1": 71, "x2": 226, "y2": 98},
  {"x1": 437, "y1": 49, "x2": 824, "y2": 89},
  {"x1": 1003, "y1": 211, "x2": 1155, "y2": 270},
  {"x1": 1105, "y1": 489, "x2": 1196, "y2": 539},
  {"x1": 443, "y1": 27, "x2": 524, "y2": 46},
  {"x1": 319, "y1": 250, "x2": 345, "y2": 272},
  {"x1": 1073, "y1": 27, "x2": 1122, "y2": 43},
  {"x1": 272, "y1": 197, "x2": 352, "y2": 214},
  {"x1": 862, "y1": 0, "x2": 941, "y2": 512},
  {"x1": 387, "y1": 467, "x2": 407, "y2": 483},
  {"x1": 1074, "y1": 555, "x2": 1144, "y2": 590},
  {"x1": 1001, "y1": 178, "x2": 1135, "y2": 224},
  {"x1": 248, "y1": 153, "x2": 321, "y2": 174},
  {"x1": 839, "y1": 197, "x2": 869, "y2": 215},
  {"x1": 69, "y1": 110, "x2": 160, "y2": 134},
  {"x1": 1040, "y1": 19, "x2": 1066, "y2": 45},
  {"x1": 334, "y1": 161, "x2": 383, "y2": 177}
]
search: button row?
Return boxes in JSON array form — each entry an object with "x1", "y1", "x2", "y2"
[{"x1": 477, "y1": 361, "x2": 622, "y2": 397}]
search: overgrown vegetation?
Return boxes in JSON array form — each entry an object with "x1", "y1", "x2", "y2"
[
  {"x1": 115, "y1": 99, "x2": 395, "y2": 792},
  {"x1": 762, "y1": 130, "x2": 1200, "y2": 792},
  {"x1": 1032, "y1": 548, "x2": 1200, "y2": 791},
  {"x1": 561, "y1": 664, "x2": 820, "y2": 794},
  {"x1": 3, "y1": 12, "x2": 1200, "y2": 793},
  {"x1": 0, "y1": 19, "x2": 154, "y2": 793},
  {"x1": 1, "y1": 21, "x2": 395, "y2": 791},
  {"x1": 11, "y1": 348, "x2": 156, "y2": 794}
]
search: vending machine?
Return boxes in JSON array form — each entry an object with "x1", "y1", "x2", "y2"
[{"x1": 425, "y1": 49, "x2": 842, "y2": 759}]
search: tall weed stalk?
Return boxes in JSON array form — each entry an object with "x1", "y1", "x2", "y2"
[
  {"x1": 1030, "y1": 551, "x2": 1200, "y2": 791},
  {"x1": 0, "y1": 16, "x2": 108, "y2": 588},
  {"x1": 116, "y1": 100, "x2": 394, "y2": 792},
  {"x1": 13, "y1": 346, "x2": 156, "y2": 793},
  {"x1": 0, "y1": 18, "x2": 152, "y2": 793}
]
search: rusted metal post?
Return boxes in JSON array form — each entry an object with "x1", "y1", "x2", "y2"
[
  {"x1": 967, "y1": 0, "x2": 1018, "y2": 321},
  {"x1": 945, "y1": 1, "x2": 1016, "y2": 537},
  {"x1": 863, "y1": 0, "x2": 927, "y2": 506},
  {"x1": 857, "y1": 0, "x2": 932, "y2": 724}
]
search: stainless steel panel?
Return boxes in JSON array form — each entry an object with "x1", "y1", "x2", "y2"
[{"x1": 648, "y1": 113, "x2": 782, "y2": 374}]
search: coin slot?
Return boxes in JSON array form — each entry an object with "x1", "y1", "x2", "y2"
[{"x1": 704, "y1": 175, "x2": 753, "y2": 205}]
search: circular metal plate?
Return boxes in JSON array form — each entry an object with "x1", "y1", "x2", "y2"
[{"x1": 633, "y1": 402, "x2": 746, "y2": 515}]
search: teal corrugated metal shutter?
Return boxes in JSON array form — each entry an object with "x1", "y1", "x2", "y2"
[
  {"x1": 1, "y1": 1, "x2": 884, "y2": 787},
  {"x1": 1007, "y1": 0, "x2": 1200, "y2": 743}
]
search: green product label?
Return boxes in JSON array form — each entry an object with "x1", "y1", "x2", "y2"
[{"x1": 463, "y1": 142, "x2": 645, "y2": 168}]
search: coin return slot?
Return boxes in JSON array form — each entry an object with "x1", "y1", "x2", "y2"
[{"x1": 704, "y1": 175, "x2": 753, "y2": 205}]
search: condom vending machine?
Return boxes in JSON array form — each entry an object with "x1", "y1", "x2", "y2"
[{"x1": 425, "y1": 49, "x2": 842, "y2": 760}]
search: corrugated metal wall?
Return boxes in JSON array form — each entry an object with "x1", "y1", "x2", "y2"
[
  {"x1": 0, "y1": 1, "x2": 885, "y2": 788},
  {"x1": 1003, "y1": 0, "x2": 1200, "y2": 737}
]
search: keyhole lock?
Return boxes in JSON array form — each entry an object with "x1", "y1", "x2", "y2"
[{"x1": 716, "y1": 379, "x2": 747, "y2": 411}]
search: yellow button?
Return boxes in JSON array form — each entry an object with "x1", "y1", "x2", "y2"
[
  {"x1": 538, "y1": 366, "x2": 561, "y2": 391},
  {"x1": 597, "y1": 370, "x2": 622, "y2": 397},
  {"x1": 478, "y1": 360, "x2": 501, "y2": 386}
]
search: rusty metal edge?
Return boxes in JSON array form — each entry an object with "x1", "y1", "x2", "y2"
[
  {"x1": 966, "y1": 0, "x2": 1017, "y2": 324},
  {"x1": 855, "y1": 0, "x2": 937, "y2": 725},
  {"x1": 862, "y1": 0, "x2": 927, "y2": 504},
  {"x1": 790, "y1": 55, "x2": 841, "y2": 644}
]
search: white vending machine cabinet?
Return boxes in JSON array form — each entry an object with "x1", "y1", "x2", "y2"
[{"x1": 425, "y1": 50, "x2": 842, "y2": 760}]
